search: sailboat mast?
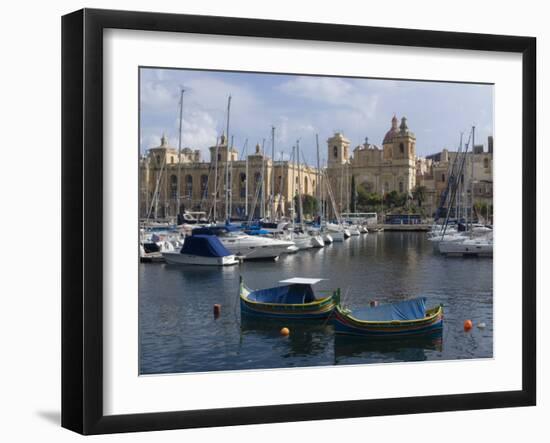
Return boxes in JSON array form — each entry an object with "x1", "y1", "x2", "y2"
[
  {"x1": 271, "y1": 126, "x2": 275, "y2": 221},
  {"x1": 212, "y1": 136, "x2": 219, "y2": 222},
  {"x1": 177, "y1": 88, "x2": 185, "y2": 218},
  {"x1": 291, "y1": 146, "x2": 296, "y2": 229},
  {"x1": 316, "y1": 134, "x2": 321, "y2": 223},
  {"x1": 224, "y1": 94, "x2": 232, "y2": 221},
  {"x1": 245, "y1": 139, "x2": 249, "y2": 218},
  {"x1": 297, "y1": 139, "x2": 304, "y2": 228},
  {"x1": 260, "y1": 138, "x2": 266, "y2": 219},
  {"x1": 229, "y1": 135, "x2": 234, "y2": 219},
  {"x1": 471, "y1": 125, "x2": 475, "y2": 231}
]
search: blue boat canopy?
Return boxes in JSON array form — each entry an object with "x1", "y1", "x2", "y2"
[
  {"x1": 350, "y1": 297, "x2": 427, "y2": 322},
  {"x1": 246, "y1": 284, "x2": 317, "y2": 304},
  {"x1": 180, "y1": 235, "x2": 232, "y2": 257}
]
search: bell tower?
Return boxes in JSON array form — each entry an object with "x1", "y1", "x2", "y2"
[
  {"x1": 392, "y1": 117, "x2": 416, "y2": 161},
  {"x1": 327, "y1": 132, "x2": 351, "y2": 166}
]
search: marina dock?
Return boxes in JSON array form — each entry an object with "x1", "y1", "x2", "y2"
[{"x1": 372, "y1": 223, "x2": 432, "y2": 232}]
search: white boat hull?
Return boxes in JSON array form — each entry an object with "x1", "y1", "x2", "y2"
[
  {"x1": 310, "y1": 235, "x2": 325, "y2": 248},
  {"x1": 330, "y1": 231, "x2": 345, "y2": 242},
  {"x1": 220, "y1": 236, "x2": 294, "y2": 260},
  {"x1": 348, "y1": 227, "x2": 361, "y2": 236},
  {"x1": 322, "y1": 233, "x2": 333, "y2": 244},
  {"x1": 292, "y1": 236, "x2": 314, "y2": 250},
  {"x1": 162, "y1": 252, "x2": 239, "y2": 266},
  {"x1": 438, "y1": 240, "x2": 493, "y2": 257}
]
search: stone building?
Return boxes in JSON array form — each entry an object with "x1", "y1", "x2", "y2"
[
  {"x1": 140, "y1": 116, "x2": 493, "y2": 222},
  {"x1": 139, "y1": 134, "x2": 319, "y2": 221},
  {"x1": 325, "y1": 115, "x2": 417, "y2": 215},
  {"x1": 418, "y1": 142, "x2": 494, "y2": 217}
]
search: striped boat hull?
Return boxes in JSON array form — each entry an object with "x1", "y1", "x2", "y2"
[
  {"x1": 333, "y1": 306, "x2": 443, "y2": 337},
  {"x1": 240, "y1": 284, "x2": 335, "y2": 320}
]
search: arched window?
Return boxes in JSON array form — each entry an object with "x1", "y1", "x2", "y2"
[
  {"x1": 170, "y1": 156, "x2": 174, "y2": 164},
  {"x1": 217, "y1": 153, "x2": 221, "y2": 162},
  {"x1": 441, "y1": 173, "x2": 446, "y2": 182},
  {"x1": 399, "y1": 143, "x2": 405, "y2": 154},
  {"x1": 484, "y1": 158, "x2": 489, "y2": 168},
  {"x1": 304, "y1": 177, "x2": 309, "y2": 194},
  {"x1": 170, "y1": 175, "x2": 178, "y2": 198},
  {"x1": 333, "y1": 146, "x2": 338, "y2": 158},
  {"x1": 185, "y1": 175, "x2": 193, "y2": 197},
  {"x1": 200, "y1": 174, "x2": 208, "y2": 196},
  {"x1": 399, "y1": 181, "x2": 404, "y2": 193},
  {"x1": 156, "y1": 155, "x2": 160, "y2": 165}
]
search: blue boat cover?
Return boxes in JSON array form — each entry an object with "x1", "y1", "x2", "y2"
[
  {"x1": 224, "y1": 222, "x2": 241, "y2": 232},
  {"x1": 180, "y1": 235, "x2": 232, "y2": 257},
  {"x1": 350, "y1": 297, "x2": 427, "y2": 322},
  {"x1": 247, "y1": 284, "x2": 317, "y2": 304}
]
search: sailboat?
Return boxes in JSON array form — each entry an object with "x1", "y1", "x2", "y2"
[{"x1": 437, "y1": 126, "x2": 493, "y2": 257}]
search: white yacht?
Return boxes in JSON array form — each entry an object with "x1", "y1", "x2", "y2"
[
  {"x1": 326, "y1": 222, "x2": 350, "y2": 239},
  {"x1": 439, "y1": 233, "x2": 493, "y2": 257},
  {"x1": 192, "y1": 227, "x2": 295, "y2": 260}
]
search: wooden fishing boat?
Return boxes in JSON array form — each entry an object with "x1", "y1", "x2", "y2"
[
  {"x1": 333, "y1": 296, "x2": 443, "y2": 337},
  {"x1": 240, "y1": 277, "x2": 336, "y2": 319}
]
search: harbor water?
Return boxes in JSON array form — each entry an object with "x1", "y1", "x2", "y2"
[{"x1": 139, "y1": 232, "x2": 493, "y2": 374}]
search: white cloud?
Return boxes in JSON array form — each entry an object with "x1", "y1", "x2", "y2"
[{"x1": 278, "y1": 77, "x2": 354, "y2": 105}]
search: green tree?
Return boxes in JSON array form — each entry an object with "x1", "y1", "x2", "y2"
[
  {"x1": 294, "y1": 194, "x2": 318, "y2": 217},
  {"x1": 356, "y1": 184, "x2": 370, "y2": 209},
  {"x1": 412, "y1": 185, "x2": 427, "y2": 208}
]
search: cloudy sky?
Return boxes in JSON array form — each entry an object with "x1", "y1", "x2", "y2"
[{"x1": 139, "y1": 67, "x2": 493, "y2": 165}]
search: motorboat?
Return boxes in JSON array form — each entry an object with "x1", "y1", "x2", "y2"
[
  {"x1": 139, "y1": 232, "x2": 176, "y2": 262},
  {"x1": 191, "y1": 226, "x2": 295, "y2": 260},
  {"x1": 162, "y1": 235, "x2": 239, "y2": 266},
  {"x1": 438, "y1": 235, "x2": 493, "y2": 257}
]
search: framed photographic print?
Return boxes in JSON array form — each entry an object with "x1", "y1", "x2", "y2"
[{"x1": 61, "y1": 8, "x2": 536, "y2": 435}]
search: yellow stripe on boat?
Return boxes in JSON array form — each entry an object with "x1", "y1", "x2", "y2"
[{"x1": 337, "y1": 304, "x2": 443, "y2": 326}]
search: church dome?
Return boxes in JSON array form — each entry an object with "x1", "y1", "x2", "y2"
[{"x1": 382, "y1": 115, "x2": 399, "y2": 144}]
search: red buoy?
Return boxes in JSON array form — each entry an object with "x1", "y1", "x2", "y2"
[
  {"x1": 464, "y1": 319, "x2": 473, "y2": 331},
  {"x1": 280, "y1": 327, "x2": 290, "y2": 337},
  {"x1": 213, "y1": 304, "x2": 221, "y2": 318}
]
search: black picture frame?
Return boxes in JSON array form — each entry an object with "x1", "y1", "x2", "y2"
[{"x1": 61, "y1": 8, "x2": 536, "y2": 435}]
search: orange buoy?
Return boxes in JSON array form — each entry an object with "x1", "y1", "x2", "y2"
[
  {"x1": 464, "y1": 319, "x2": 473, "y2": 331},
  {"x1": 280, "y1": 327, "x2": 290, "y2": 337},
  {"x1": 213, "y1": 304, "x2": 221, "y2": 318}
]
